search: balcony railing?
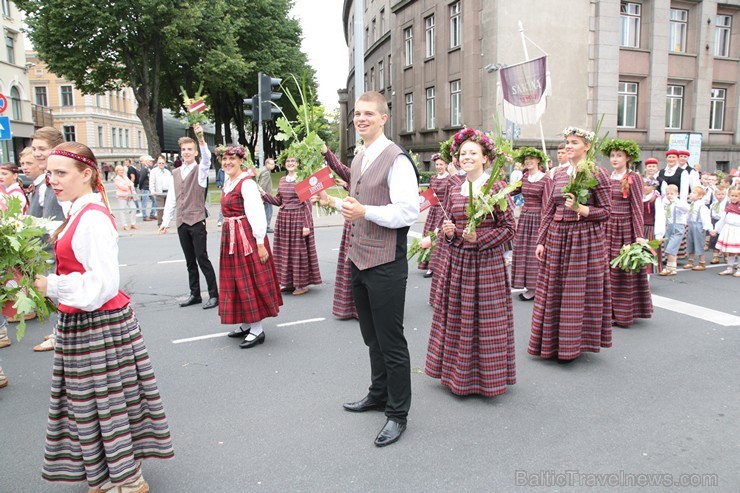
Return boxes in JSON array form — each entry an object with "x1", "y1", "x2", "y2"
[{"x1": 32, "y1": 104, "x2": 54, "y2": 128}]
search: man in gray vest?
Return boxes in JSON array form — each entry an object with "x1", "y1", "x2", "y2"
[
  {"x1": 159, "y1": 123, "x2": 219, "y2": 309},
  {"x1": 322, "y1": 91, "x2": 420, "y2": 447}
]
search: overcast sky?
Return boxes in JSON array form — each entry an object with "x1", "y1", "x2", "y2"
[{"x1": 290, "y1": 0, "x2": 348, "y2": 112}]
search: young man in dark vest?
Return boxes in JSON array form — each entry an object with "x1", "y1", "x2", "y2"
[
  {"x1": 158, "y1": 123, "x2": 219, "y2": 309},
  {"x1": 321, "y1": 91, "x2": 420, "y2": 447}
]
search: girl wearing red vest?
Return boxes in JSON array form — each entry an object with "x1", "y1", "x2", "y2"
[
  {"x1": 34, "y1": 142, "x2": 173, "y2": 492},
  {"x1": 0, "y1": 162, "x2": 28, "y2": 213}
]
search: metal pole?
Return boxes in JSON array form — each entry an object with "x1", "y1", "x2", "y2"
[
  {"x1": 353, "y1": 0, "x2": 364, "y2": 145},
  {"x1": 257, "y1": 72, "x2": 264, "y2": 168},
  {"x1": 518, "y1": 21, "x2": 548, "y2": 155}
]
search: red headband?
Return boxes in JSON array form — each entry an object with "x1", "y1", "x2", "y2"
[
  {"x1": 49, "y1": 149, "x2": 98, "y2": 169},
  {"x1": 0, "y1": 163, "x2": 19, "y2": 172}
]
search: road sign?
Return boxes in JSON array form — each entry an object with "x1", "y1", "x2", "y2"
[
  {"x1": 0, "y1": 116, "x2": 12, "y2": 140},
  {"x1": 0, "y1": 93, "x2": 7, "y2": 114}
]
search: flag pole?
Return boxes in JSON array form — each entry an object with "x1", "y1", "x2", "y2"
[{"x1": 518, "y1": 21, "x2": 548, "y2": 156}]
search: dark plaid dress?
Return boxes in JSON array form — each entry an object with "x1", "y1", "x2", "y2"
[
  {"x1": 643, "y1": 192, "x2": 664, "y2": 273},
  {"x1": 528, "y1": 167, "x2": 613, "y2": 360},
  {"x1": 605, "y1": 172, "x2": 653, "y2": 327},
  {"x1": 262, "y1": 177, "x2": 322, "y2": 290},
  {"x1": 324, "y1": 151, "x2": 358, "y2": 319},
  {"x1": 219, "y1": 177, "x2": 282, "y2": 325},
  {"x1": 426, "y1": 181, "x2": 517, "y2": 397},
  {"x1": 418, "y1": 173, "x2": 449, "y2": 270},
  {"x1": 429, "y1": 173, "x2": 465, "y2": 305},
  {"x1": 511, "y1": 171, "x2": 553, "y2": 289}
]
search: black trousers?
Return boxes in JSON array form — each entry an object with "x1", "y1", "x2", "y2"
[
  {"x1": 351, "y1": 257, "x2": 411, "y2": 424},
  {"x1": 177, "y1": 221, "x2": 218, "y2": 298}
]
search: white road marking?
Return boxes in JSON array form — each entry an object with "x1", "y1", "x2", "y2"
[
  {"x1": 172, "y1": 332, "x2": 229, "y2": 344},
  {"x1": 158, "y1": 259, "x2": 185, "y2": 264},
  {"x1": 652, "y1": 294, "x2": 740, "y2": 327},
  {"x1": 119, "y1": 264, "x2": 127, "y2": 267},
  {"x1": 331, "y1": 248, "x2": 340, "y2": 251},
  {"x1": 277, "y1": 317, "x2": 326, "y2": 327}
]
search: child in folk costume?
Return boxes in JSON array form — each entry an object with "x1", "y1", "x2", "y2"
[
  {"x1": 683, "y1": 185, "x2": 712, "y2": 271},
  {"x1": 425, "y1": 129, "x2": 516, "y2": 397},
  {"x1": 218, "y1": 145, "x2": 282, "y2": 349},
  {"x1": 511, "y1": 147, "x2": 553, "y2": 301},
  {"x1": 33, "y1": 143, "x2": 172, "y2": 492},
  {"x1": 602, "y1": 139, "x2": 653, "y2": 327},
  {"x1": 529, "y1": 127, "x2": 613, "y2": 362},
  {"x1": 419, "y1": 153, "x2": 450, "y2": 277},
  {"x1": 321, "y1": 145, "x2": 358, "y2": 320},
  {"x1": 711, "y1": 186, "x2": 740, "y2": 276},
  {"x1": 0, "y1": 162, "x2": 28, "y2": 213},
  {"x1": 709, "y1": 186, "x2": 728, "y2": 264},
  {"x1": 660, "y1": 184, "x2": 690, "y2": 276},
  {"x1": 642, "y1": 177, "x2": 666, "y2": 274},
  {"x1": 260, "y1": 155, "x2": 322, "y2": 296}
]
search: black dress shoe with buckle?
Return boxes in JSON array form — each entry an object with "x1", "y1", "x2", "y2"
[
  {"x1": 239, "y1": 331, "x2": 265, "y2": 348},
  {"x1": 202, "y1": 297, "x2": 219, "y2": 310},
  {"x1": 374, "y1": 419, "x2": 406, "y2": 447},
  {"x1": 342, "y1": 395, "x2": 386, "y2": 413},
  {"x1": 228, "y1": 326, "x2": 251, "y2": 338},
  {"x1": 179, "y1": 295, "x2": 202, "y2": 307}
]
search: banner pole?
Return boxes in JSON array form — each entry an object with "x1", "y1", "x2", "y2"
[{"x1": 518, "y1": 21, "x2": 548, "y2": 156}]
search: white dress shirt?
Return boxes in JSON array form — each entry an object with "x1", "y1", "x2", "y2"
[
  {"x1": 161, "y1": 143, "x2": 211, "y2": 228},
  {"x1": 223, "y1": 173, "x2": 266, "y2": 244},
  {"x1": 149, "y1": 167, "x2": 173, "y2": 195},
  {"x1": 45, "y1": 193, "x2": 120, "y2": 311}
]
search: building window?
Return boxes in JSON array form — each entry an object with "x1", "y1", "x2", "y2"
[
  {"x1": 716, "y1": 161, "x2": 730, "y2": 173},
  {"x1": 125, "y1": 129, "x2": 129, "y2": 148},
  {"x1": 119, "y1": 128, "x2": 123, "y2": 147},
  {"x1": 365, "y1": 26, "x2": 369, "y2": 48},
  {"x1": 63, "y1": 125, "x2": 76, "y2": 142},
  {"x1": 450, "y1": 1, "x2": 461, "y2": 48},
  {"x1": 380, "y1": 8, "x2": 385, "y2": 34},
  {"x1": 1, "y1": 0, "x2": 10, "y2": 17},
  {"x1": 98, "y1": 126, "x2": 104, "y2": 147},
  {"x1": 620, "y1": 2, "x2": 641, "y2": 48},
  {"x1": 369, "y1": 67, "x2": 375, "y2": 93},
  {"x1": 404, "y1": 27, "x2": 413, "y2": 66},
  {"x1": 378, "y1": 60, "x2": 384, "y2": 91},
  {"x1": 371, "y1": 18, "x2": 376, "y2": 44},
  {"x1": 112, "y1": 127, "x2": 117, "y2": 147},
  {"x1": 5, "y1": 34, "x2": 14, "y2": 64},
  {"x1": 405, "y1": 93, "x2": 414, "y2": 132},
  {"x1": 617, "y1": 81, "x2": 638, "y2": 128},
  {"x1": 426, "y1": 87, "x2": 436, "y2": 129},
  {"x1": 450, "y1": 80, "x2": 462, "y2": 127},
  {"x1": 34, "y1": 86, "x2": 47, "y2": 107},
  {"x1": 138, "y1": 131, "x2": 142, "y2": 149},
  {"x1": 61, "y1": 85, "x2": 74, "y2": 107},
  {"x1": 669, "y1": 9, "x2": 688, "y2": 53},
  {"x1": 665, "y1": 85, "x2": 684, "y2": 129},
  {"x1": 10, "y1": 86, "x2": 20, "y2": 120},
  {"x1": 425, "y1": 15, "x2": 435, "y2": 58},
  {"x1": 715, "y1": 15, "x2": 732, "y2": 57},
  {"x1": 710, "y1": 88, "x2": 726, "y2": 130},
  {"x1": 388, "y1": 55, "x2": 392, "y2": 87}
]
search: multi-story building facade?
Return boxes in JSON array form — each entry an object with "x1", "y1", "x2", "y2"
[
  {"x1": 0, "y1": 1, "x2": 38, "y2": 163},
  {"x1": 26, "y1": 52, "x2": 148, "y2": 168},
  {"x1": 342, "y1": 0, "x2": 740, "y2": 173}
]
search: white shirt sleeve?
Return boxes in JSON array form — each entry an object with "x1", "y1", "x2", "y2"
[
  {"x1": 654, "y1": 196, "x2": 666, "y2": 239},
  {"x1": 161, "y1": 186, "x2": 176, "y2": 228},
  {"x1": 363, "y1": 154, "x2": 420, "y2": 228},
  {"x1": 45, "y1": 210, "x2": 120, "y2": 311},
  {"x1": 700, "y1": 205, "x2": 712, "y2": 231},
  {"x1": 242, "y1": 179, "x2": 266, "y2": 245},
  {"x1": 198, "y1": 144, "x2": 211, "y2": 188},
  {"x1": 679, "y1": 173, "x2": 689, "y2": 202}
]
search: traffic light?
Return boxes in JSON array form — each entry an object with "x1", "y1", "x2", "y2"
[
  {"x1": 244, "y1": 95, "x2": 259, "y2": 121},
  {"x1": 259, "y1": 73, "x2": 282, "y2": 121}
]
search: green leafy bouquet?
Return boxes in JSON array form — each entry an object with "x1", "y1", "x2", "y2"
[
  {"x1": 407, "y1": 230, "x2": 437, "y2": 264},
  {"x1": 561, "y1": 115, "x2": 609, "y2": 205},
  {"x1": 180, "y1": 82, "x2": 209, "y2": 126},
  {"x1": 610, "y1": 239, "x2": 663, "y2": 273},
  {"x1": 0, "y1": 197, "x2": 57, "y2": 340}
]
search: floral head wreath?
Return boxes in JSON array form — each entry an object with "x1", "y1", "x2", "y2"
[
  {"x1": 430, "y1": 152, "x2": 442, "y2": 162},
  {"x1": 562, "y1": 126, "x2": 595, "y2": 143},
  {"x1": 515, "y1": 147, "x2": 548, "y2": 167},
  {"x1": 600, "y1": 138, "x2": 641, "y2": 164},
  {"x1": 215, "y1": 144, "x2": 247, "y2": 160},
  {"x1": 450, "y1": 127, "x2": 497, "y2": 161}
]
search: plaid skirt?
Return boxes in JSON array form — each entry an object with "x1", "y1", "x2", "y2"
[
  {"x1": 606, "y1": 214, "x2": 653, "y2": 327},
  {"x1": 418, "y1": 206, "x2": 444, "y2": 270},
  {"x1": 272, "y1": 207, "x2": 322, "y2": 289},
  {"x1": 528, "y1": 220, "x2": 612, "y2": 360},
  {"x1": 43, "y1": 305, "x2": 173, "y2": 487},
  {"x1": 426, "y1": 245, "x2": 516, "y2": 396},
  {"x1": 511, "y1": 210, "x2": 542, "y2": 289},
  {"x1": 428, "y1": 234, "x2": 449, "y2": 305},
  {"x1": 332, "y1": 222, "x2": 358, "y2": 319}
]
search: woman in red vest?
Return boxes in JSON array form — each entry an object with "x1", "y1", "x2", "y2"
[
  {"x1": 218, "y1": 145, "x2": 282, "y2": 348},
  {"x1": 33, "y1": 142, "x2": 173, "y2": 492}
]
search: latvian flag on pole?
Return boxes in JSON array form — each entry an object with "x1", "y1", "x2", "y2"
[
  {"x1": 419, "y1": 187, "x2": 439, "y2": 213},
  {"x1": 295, "y1": 166, "x2": 336, "y2": 202},
  {"x1": 498, "y1": 56, "x2": 550, "y2": 125},
  {"x1": 188, "y1": 98, "x2": 207, "y2": 113}
]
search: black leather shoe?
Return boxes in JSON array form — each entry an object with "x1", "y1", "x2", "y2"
[
  {"x1": 342, "y1": 395, "x2": 386, "y2": 413},
  {"x1": 423, "y1": 270, "x2": 433, "y2": 278},
  {"x1": 518, "y1": 293, "x2": 534, "y2": 302},
  {"x1": 179, "y1": 295, "x2": 202, "y2": 307},
  {"x1": 228, "y1": 326, "x2": 250, "y2": 338},
  {"x1": 239, "y1": 331, "x2": 265, "y2": 348},
  {"x1": 202, "y1": 297, "x2": 219, "y2": 310},
  {"x1": 374, "y1": 419, "x2": 406, "y2": 447}
]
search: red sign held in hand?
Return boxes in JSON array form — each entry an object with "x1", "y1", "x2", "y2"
[
  {"x1": 419, "y1": 187, "x2": 439, "y2": 213},
  {"x1": 295, "y1": 166, "x2": 336, "y2": 202}
]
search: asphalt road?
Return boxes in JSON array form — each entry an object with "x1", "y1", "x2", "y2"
[{"x1": 1, "y1": 217, "x2": 738, "y2": 493}]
